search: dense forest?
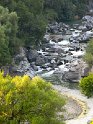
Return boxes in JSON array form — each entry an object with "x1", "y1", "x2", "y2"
[{"x1": 0, "y1": 0, "x2": 88, "y2": 66}]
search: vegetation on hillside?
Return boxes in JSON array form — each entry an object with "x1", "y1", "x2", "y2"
[
  {"x1": 0, "y1": 72, "x2": 65, "y2": 124},
  {"x1": 0, "y1": 0, "x2": 88, "y2": 66}
]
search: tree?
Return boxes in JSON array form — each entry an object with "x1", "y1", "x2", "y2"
[
  {"x1": 0, "y1": 72, "x2": 65, "y2": 124},
  {"x1": 14, "y1": 0, "x2": 47, "y2": 46},
  {"x1": 0, "y1": 6, "x2": 18, "y2": 66},
  {"x1": 71, "y1": 0, "x2": 88, "y2": 18},
  {"x1": 79, "y1": 73, "x2": 93, "y2": 97},
  {"x1": 0, "y1": 26, "x2": 11, "y2": 65}
]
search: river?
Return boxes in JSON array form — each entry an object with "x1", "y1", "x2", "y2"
[{"x1": 34, "y1": 18, "x2": 93, "y2": 123}]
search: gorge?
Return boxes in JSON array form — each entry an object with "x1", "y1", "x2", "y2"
[
  {"x1": 0, "y1": 1, "x2": 93, "y2": 124},
  {"x1": 12, "y1": 14, "x2": 93, "y2": 84}
]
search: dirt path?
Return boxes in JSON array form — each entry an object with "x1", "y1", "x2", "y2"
[{"x1": 53, "y1": 85, "x2": 93, "y2": 124}]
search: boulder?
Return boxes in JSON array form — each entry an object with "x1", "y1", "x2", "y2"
[
  {"x1": 55, "y1": 48, "x2": 64, "y2": 54},
  {"x1": 31, "y1": 63, "x2": 38, "y2": 71},
  {"x1": 78, "y1": 33, "x2": 90, "y2": 43},
  {"x1": 62, "y1": 70, "x2": 80, "y2": 83},
  {"x1": 78, "y1": 25, "x2": 87, "y2": 32},
  {"x1": 59, "y1": 60, "x2": 89, "y2": 83},
  {"x1": 14, "y1": 55, "x2": 25, "y2": 64},
  {"x1": 14, "y1": 47, "x2": 26, "y2": 64},
  {"x1": 86, "y1": 23, "x2": 93, "y2": 30},
  {"x1": 11, "y1": 48, "x2": 35, "y2": 77},
  {"x1": 48, "y1": 25, "x2": 59, "y2": 34},
  {"x1": 35, "y1": 56, "x2": 46, "y2": 66},
  {"x1": 27, "y1": 50, "x2": 39, "y2": 62},
  {"x1": 81, "y1": 66, "x2": 90, "y2": 77},
  {"x1": 82, "y1": 15, "x2": 93, "y2": 23}
]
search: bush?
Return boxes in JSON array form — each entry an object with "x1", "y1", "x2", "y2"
[{"x1": 79, "y1": 73, "x2": 93, "y2": 97}]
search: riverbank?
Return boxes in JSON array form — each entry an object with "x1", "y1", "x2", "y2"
[
  {"x1": 62, "y1": 95, "x2": 84, "y2": 120},
  {"x1": 53, "y1": 85, "x2": 93, "y2": 124}
]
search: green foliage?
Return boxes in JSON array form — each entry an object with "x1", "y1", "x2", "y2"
[
  {"x1": 0, "y1": 6, "x2": 18, "y2": 65},
  {"x1": 0, "y1": 0, "x2": 88, "y2": 46},
  {"x1": 0, "y1": 72, "x2": 65, "y2": 124},
  {"x1": 0, "y1": 26, "x2": 11, "y2": 65},
  {"x1": 79, "y1": 73, "x2": 93, "y2": 97},
  {"x1": 44, "y1": 0, "x2": 88, "y2": 21},
  {"x1": 45, "y1": 9, "x2": 58, "y2": 22},
  {"x1": 84, "y1": 39, "x2": 93, "y2": 66},
  {"x1": 15, "y1": 0, "x2": 47, "y2": 46},
  {"x1": 71, "y1": 0, "x2": 88, "y2": 18}
]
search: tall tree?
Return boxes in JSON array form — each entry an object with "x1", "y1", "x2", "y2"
[{"x1": 0, "y1": 6, "x2": 18, "y2": 66}]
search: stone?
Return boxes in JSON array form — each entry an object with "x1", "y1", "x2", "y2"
[
  {"x1": 11, "y1": 48, "x2": 35, "y2": 77},
  {"x1": 9, "y1": 65, "x2": 24, "y2": 76},
  {"x1": 78, "y1": 33, "x2": 90, "y2": 43},
  {"x1": 81, "y1": 66, "x2": 90, "y2": 77},
  {"x1": 35, "y1": 56, "x2": 46, "y2": 66},
  {"x1": 27, "y1": 50, "x2": 39, "y2": 62},
  {"x1": 31, "y1": 64, "x2": 38, "y2": 71},
  {"x1": 62, "y1": 71, "x2": 80, "y2": 83},
  {"x1": 78, "y1": 25, "x2": 87, "y2": 32},
  {"x1": 82, "y1": 15, "x2": 93, "y2": 22},
  {"x1": 55, "y1": 48, "x2": 64, "y2": 54}
]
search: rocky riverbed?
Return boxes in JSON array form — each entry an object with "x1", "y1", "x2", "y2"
[
  {"x1": 7, "y1": 13, "x2": 93, "y2": 84},
  {"x1": 11, "y1": 14, "x2": 93, "y2": 83}
]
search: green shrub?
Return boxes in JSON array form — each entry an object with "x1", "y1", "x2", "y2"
[{"x1": 79, "y1": 73, "x2": 93, "y2": 97}]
